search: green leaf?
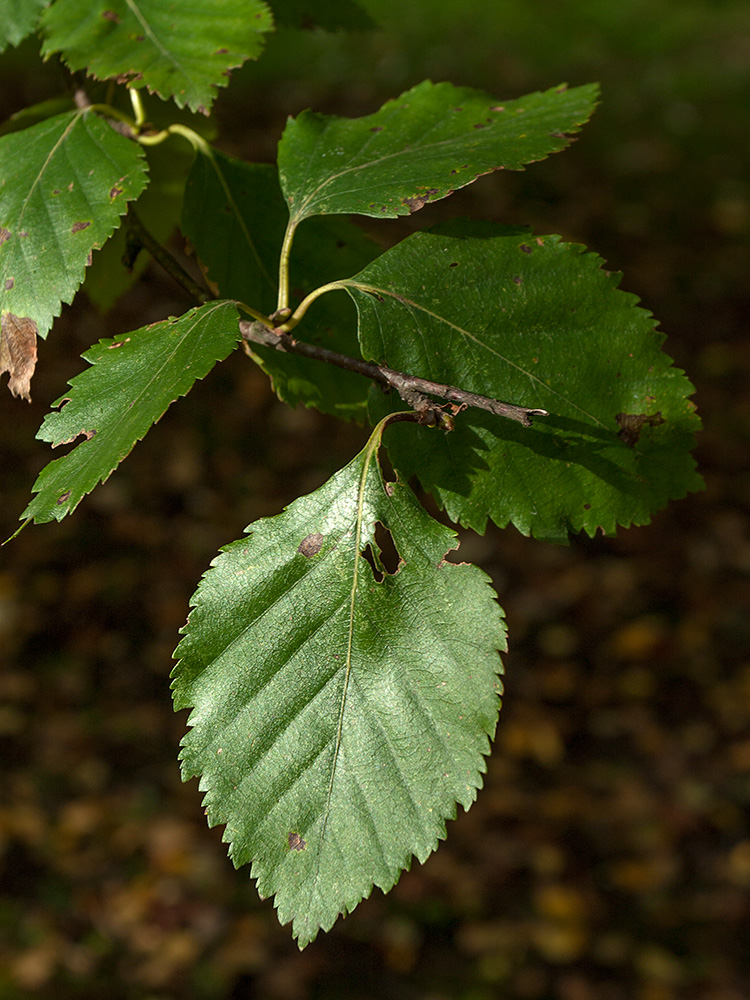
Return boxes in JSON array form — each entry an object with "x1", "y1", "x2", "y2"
[
  {"x1": 22, "y1": 300, "x2": 239, "y2": 523},
  {"x1": 0, "y1": 110, "x2": 148, "y2": 337},
  {"x1": 0, "y1": 0, "x2": 47, "y2": 51},
  {"x1": 172, "y1": 418, "x2": 505, "y2": 948},
  {"x1": 278, "y1": 80, "x2": 598, "y2": 226},
  {"x1": 182, "y1": 153, "x2": 280, "y2": 312},
  {"x1": 271, "y1": 0, "x2": 376, "y2": 30},
  {"x1": 342, "y1": 223, "x2": 702, "y2": 541},
  {"x1": 0, "y1": 96, "x2": 75, "y2": 138},
  {"x1": 40, "y1": 0, "x2": 274, "y2": 113},
  {"x1": 182, "y1": 151, "x2": 379, "y2": 416},
  {"x1": 84, "y1": 136, "x2": 195, "y2": 311}
]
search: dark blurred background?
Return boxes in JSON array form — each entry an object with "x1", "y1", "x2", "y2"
[{"x1": 1, "y1": 2, "x2": 749, "y2": 998}]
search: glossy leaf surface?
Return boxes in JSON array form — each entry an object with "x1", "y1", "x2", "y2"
[
  {"x1": 343, "y1": 223, "x2": 702, "y2": 541},
  {"x1": 278, "y1": 81, "x2": 598, "y2": 225},
  {"x1": 173, "y1": 421, "x2": 505, "y2": 947}
]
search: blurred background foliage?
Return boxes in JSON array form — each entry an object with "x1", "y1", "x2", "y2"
[{"x1": 1, "y1": 1, "x2": 749, "y2": 998}]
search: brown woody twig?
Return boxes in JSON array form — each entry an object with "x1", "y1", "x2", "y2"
[{"x1": 239, "y1": 319, "x2": 548, "y2": 429}]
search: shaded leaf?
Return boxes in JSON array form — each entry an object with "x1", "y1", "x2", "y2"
[
  {"x1": 0, "y1": 110, "x2": 148, "y2": 337},
  {"x1": 0, "y1": 96, "x2": 75, "y2": 138},
  {"x1": 0, "y1": 0, "x2": 47, "y2": 51},
  {"x1": 182, "y1": 151, "x2": 378, "y2": 416},
  {"x1": 173, "y1": 419, "x2": 505, "y2": 948},
  {"x1": 40, "y1": 0, "x2": 274, "y2": 113},
  {"x1": 22, "y1": 300, "x2": 239, "y2": 522},
  {"x1": 0, "y1": 312, "x2": 37, "y2": 400},
  {"x1": 278, "y1": 80, "x2": 598, "y2": 225},
  {"x1": 341, "y1": 222, "x2": 702, "y2": 541},
  {"x1": 85, "y1": 137, "x2": 197, "y2": 311}
]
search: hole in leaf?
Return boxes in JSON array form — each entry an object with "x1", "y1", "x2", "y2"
[
  {"x1": 361, "y1": 544, "x2": 383, "y2": 583},
  {"x1": 374, "y1": 521, "x2": 402, "y2": 575}
]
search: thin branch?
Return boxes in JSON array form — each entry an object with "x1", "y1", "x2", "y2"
[
  {"x1": 239, "y1": 319, "x2": 548, "y2": 428},
  {"x1": 124, "y1": 208, "x2": 211, "y2": 304}
]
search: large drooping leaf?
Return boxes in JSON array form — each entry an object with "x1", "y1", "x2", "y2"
[
  {"x1": 0, "y1": 110, "x2": 148, "y2": 337},
  {"x1": 342, "y1": 222, "x2": 702, "y2": 541},
  {"x1": 172, "y1": 418, "x2": 505, "y2": 947},
  {"x1": 0, "y1": 0, "x2": 47, "y2": 51},
  {"x1": 182, "y1": 151, "x2": 379, "y2": 416},
  {"x1": 278, "y1": 81, "x2": 598, "y2": 226},
  {"x1": 40, "y1": 0, "x2": 273, "y2": 113},
  {"x1": 22, "y1": 300, "x2": 239, "y2": 523}
]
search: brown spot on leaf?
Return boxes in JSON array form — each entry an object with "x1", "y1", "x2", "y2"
[
  {"x1": 0, "y1": 227, "x2": 10, "y2": 246},
  {"x1": 298, "y1": 532, "x2": 324, "y2": 557},
  {"x1": 616, "y1": 411, "x2": 665, "y2": 446},
  {"x1": 108, "y1": 338, "x2": 131, "y2": 349},
  {"x1": 215, "y1": 47, "x2": 228, "y2": 54},
  {"x1": 71, "y1": 221, "x2": 91, "y2": 234},
  {"x1": 5, "y1": 278, "x2": 13, "y2": 290},
  {"x1": 513, "y1": 275, "x2": 523, "y2": 285},
  {"x1": 490, "y1": 105, "x2": 505, "y2": 112},
  {"x1": 402, "y1": 187, "x2": 441, "y2": 213},
  {"x1": 110, "y1": 185, "x2": 123, "y2": 199},
  {"x1": 102, "y1": 9, "x2": 119, "y2": 20},
  {"x1": 56, "y1": 490, "x2": 72, "y2": 506},
  {"x1": 370, "y1": 126, "x2": 383, "y2": 132},
  {"x1": 520, "y1": 243, "x2": 533, "y2": 254},
  {"x1": 1, "y1": 313, "x2": 38, "y2": 401},
  {"x1": 288, "y1": 832, "x2": 306, "y2": 852}
]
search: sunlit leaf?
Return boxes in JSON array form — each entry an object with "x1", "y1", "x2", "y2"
[
  {"x1": 40, "y1": 0, "x2": 273, "y2": 113},
  {"x1": 173, "y1": 418, "x2": 505, "y2": 947},
  {"x1": 342, "y1": 222, "x2": 702, "y2": 541},
  {"x1": 278, "y1": 81, "x2": 598, "y2": 225},
  {"x1": 0, "y1": 110, "x2": 148, "y2": 336},
  {"x1": 22, "y1": 300, "x2": 240, "y2": 522}
]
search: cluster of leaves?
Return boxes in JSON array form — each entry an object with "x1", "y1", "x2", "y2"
[{"x1": 0, "y1": 0, "x2": 701, "y2": 947}]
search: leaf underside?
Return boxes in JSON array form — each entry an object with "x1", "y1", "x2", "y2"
[
  {"x1": 0, "y1": 110, "x2": 148, "y2": 337},
  {"x1": 40, "y1": 0, "x2": 273, "y2": 113},
  {"x1": 22, "y1": 300, "x2": 240, "y2": 522},
  {"x1": 342, "y1": 222, "x2": 702, "y2": 542},
  {"x1": 173, "y1": 422, "x2": 506, "y2": 947},
  {"x1": 278, "y1": 80, "x2": 599, "y2": 224}
]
